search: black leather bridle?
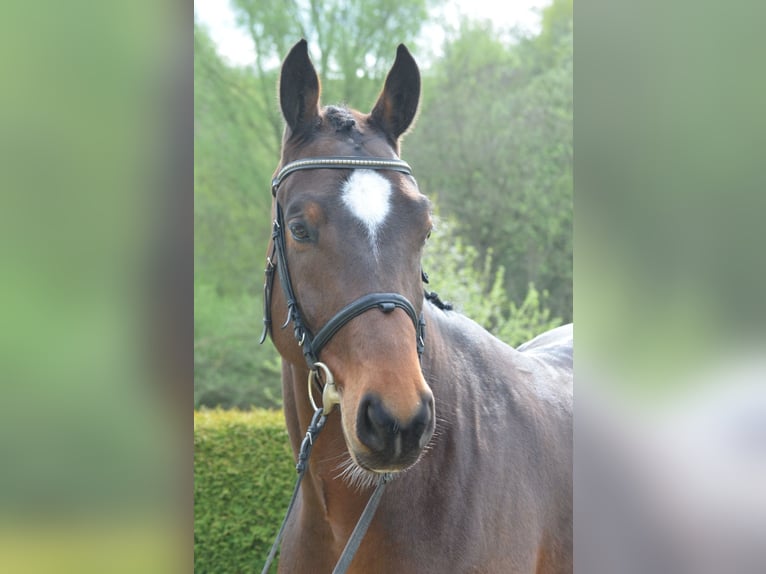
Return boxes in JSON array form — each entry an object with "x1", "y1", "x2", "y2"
[{"x1": 259, "y1": 156, "x2": 426, "y2": 375}]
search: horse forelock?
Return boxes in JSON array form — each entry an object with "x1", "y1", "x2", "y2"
[
  {"x1": 282, "y1": 103, "x2": 398, "y2": 161},
  {"x1": 324, "y1": 105, "x2": 357, "y2": 132}
]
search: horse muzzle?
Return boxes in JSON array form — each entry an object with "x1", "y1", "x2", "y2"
[{"x1": 352, "y1": 391, "x2": 435, "y2": 472}]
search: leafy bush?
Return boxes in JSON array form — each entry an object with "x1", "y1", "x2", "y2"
[
  {"x1": 194, "y1": 282, "x2": 282, "y2": 410},
  {"x1": 423, "y1": 216, "x2": 563, "y2": 347},
  {"x1": 194, "y1": 409, "x2": 294, "y2": 574}
]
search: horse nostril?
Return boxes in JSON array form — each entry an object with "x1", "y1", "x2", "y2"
[
  {"x1": 366, "y1": 399, "x2": 387, "y2": 430},
  {"x1": 357, "y1": 394, "x2": 389, "y2": 453}
]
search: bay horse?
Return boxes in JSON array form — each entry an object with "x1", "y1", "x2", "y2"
[{"x1": 261, "y1": 39, "x2": 573, "y2": 574}]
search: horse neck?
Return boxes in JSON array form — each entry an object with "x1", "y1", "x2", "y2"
[
  {"x1": 418, "y1": 301, "x2": 476, "y2": 390},
  {"x1": 417, "y1": 301, "x2": 528, "y2": 430}
]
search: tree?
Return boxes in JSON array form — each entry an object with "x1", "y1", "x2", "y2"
[
  {"x1": 407, "y1": 1, "x2": 573, "y2": 321},
  {"x1": 194, "y1": 22, "x2": 275, "y2": 295},
  {"x1": 194, "y1": 23, "x2": 283, "y2": 409},
  {"x1": 229, "y1": 0, "x2": 444, "y2": 123}
]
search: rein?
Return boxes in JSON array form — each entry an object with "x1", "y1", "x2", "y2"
[{"x1": 259, "y1": 156, "x2": 430, "y2": 574}]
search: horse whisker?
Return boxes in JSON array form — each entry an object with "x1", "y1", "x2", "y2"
[{"x1": 334, "y1": 455, "x2": 380, "y2": 491}]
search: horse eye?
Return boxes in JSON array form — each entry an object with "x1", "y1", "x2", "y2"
[{"x1": 289, "y1": 222, "x2": 311, "y2": 242}]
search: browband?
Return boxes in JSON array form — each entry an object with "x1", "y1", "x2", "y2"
[{"x1": 271, "y1": 156, "x2": 412, "y2": 196}]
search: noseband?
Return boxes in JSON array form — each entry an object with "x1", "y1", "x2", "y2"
[{"x1": 260, "y1": 156, "x2": 427, "y2": 407}]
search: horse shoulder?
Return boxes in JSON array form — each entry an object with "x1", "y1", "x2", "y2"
[{"x1": 422, "y1": 307, "x2": 573, "y2": 572}]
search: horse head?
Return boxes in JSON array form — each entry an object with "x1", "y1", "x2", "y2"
[{"x1": 267, "y1": 40, "x2": 435, "y2": 480}]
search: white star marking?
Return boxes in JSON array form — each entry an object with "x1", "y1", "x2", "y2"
[{"x1": 341, "y1": 170, "x2": 392, "y2": 255}]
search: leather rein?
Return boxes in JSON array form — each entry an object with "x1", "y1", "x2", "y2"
[{"x1": 259, "y1": 156, "x2": 431, "y2": 574}]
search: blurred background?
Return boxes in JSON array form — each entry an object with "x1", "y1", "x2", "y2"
[
  {"x1": 193, "y1": 0, "x2": 573, "y2": 410},
  {"x1": 576, "y1": 1, "x2": 766, "y2": 571},
  {"x1": 1, "y1": 1, "x2": 190, "y2": 571}
]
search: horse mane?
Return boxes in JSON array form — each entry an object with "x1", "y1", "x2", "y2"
[{"x1": 324, "y1": 105, "x2": 356, "y2": 132}]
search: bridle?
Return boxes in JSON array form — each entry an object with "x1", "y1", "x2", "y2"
[
  {"x1": 259, "y1": 156, "x2": 427, "y2": 411},
  {"x1": 258, "y1": 156, "x2": 432, "y2": 574}
]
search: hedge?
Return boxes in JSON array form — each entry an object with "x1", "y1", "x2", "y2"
[{"x1": 194, "y1": 409, "x2": 295, "y2": 573}]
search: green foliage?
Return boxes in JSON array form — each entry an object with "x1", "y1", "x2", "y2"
[
  {"x1": 194, "y1": 282, "x2": 282, "y2": 410},
  {"x1": 408, "y1": 0, "x2": 573, "y2": 321},
  {"x1": 195, "y1": 22, "x2": 284, "y2": 411},
  {"x1": 497, "y1": 282, "x2": 562, "y2": 346},
  {"x1": 194, "y1": 23, "x2": 276, "y2": 296},
  {"x1": 194, "y1": 409, "x2": 294, "y2": 574},
  {"x1": 229, "y1": 0, "x2": 445, "y2": 109},
  {"x1": 424, "y1": 217, "x2": 562, "y2": 347}
]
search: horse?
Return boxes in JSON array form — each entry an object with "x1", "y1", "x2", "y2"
[{"x1": 260, "y1": 39, "x2": 573, "y2": 574}]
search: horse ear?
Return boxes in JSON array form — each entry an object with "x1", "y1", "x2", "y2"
[
  {"x1": 370, "y1": 44, "x2": 421, "y2": 143},
  {"x1": 279, "y1": 39, "x2": 320, "y2": 136}
]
